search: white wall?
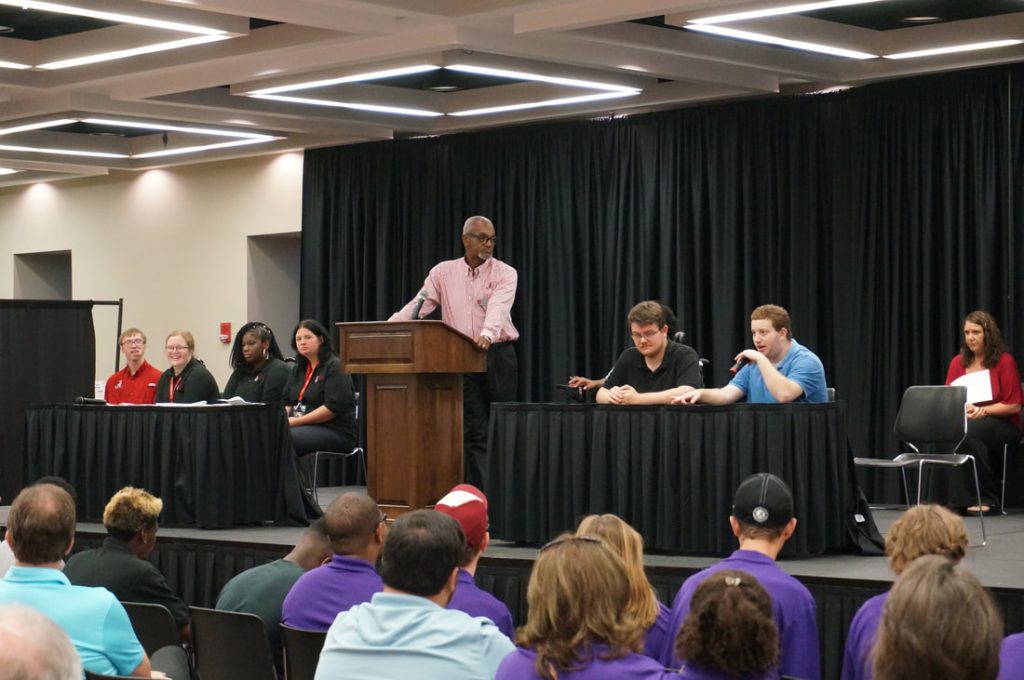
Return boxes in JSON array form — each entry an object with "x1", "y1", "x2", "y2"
[{"x1": 0, "y1": 152, "x2": 305, "y2": 388}]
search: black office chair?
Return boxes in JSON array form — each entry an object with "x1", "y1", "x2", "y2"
[
  {"x1": 121, "y1": 601, "x2": 181, "y2": 657},
  {"x1": 189, "y1": 606, "x2": 277, "y2": 680},
  {"x1": 853, "y1": 385, "x2": 986, "y2": 545},
  {"x1": 310, "y1": 391, "x2": 367, "y2": 505},
  {"x1": 827, "y1": 387, "x2": 836, "y2": 401},
  {"x1": 280, "y1": 624, "x2": 327, "y2": 680}
]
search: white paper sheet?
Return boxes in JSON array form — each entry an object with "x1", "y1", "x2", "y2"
[{"x1": 950, "y1": 370, "x2": 993, "y2": 404}]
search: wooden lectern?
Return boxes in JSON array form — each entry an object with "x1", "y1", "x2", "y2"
[{"x1": 337, "y1": 320, "x2": 486, "y2": 516}]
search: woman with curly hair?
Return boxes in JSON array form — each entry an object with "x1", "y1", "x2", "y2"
[
  {"x1": 575, "y1": 514, "x2": 671, "y2": 661},
  {"x1": 495, "y1": 534, "x2": 674, "y2": 679},
  {"x1": 674, "y1": 570, "x2": 779, "y2": 680},
  {"x1": 223, "y1": 321, "x2": 291, "y2": 402}
]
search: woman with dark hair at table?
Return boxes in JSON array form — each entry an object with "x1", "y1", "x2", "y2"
[
  {"x1": 944, "y1": 310, "x2": 1023, "y2": 513},
  {"x1": 283, "y1": 319, "x2": 357, "y2": 457},
  {"x1": 223, "y1": 322, "x2": 291, "y2": 403},
  {"x1": 154, "y1": 329, "x2": 220, "y2": 403}
]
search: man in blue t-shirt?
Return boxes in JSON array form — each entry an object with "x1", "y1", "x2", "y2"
[{"x1": 675, "y1": 304, "x2": 827, "y2": 405}]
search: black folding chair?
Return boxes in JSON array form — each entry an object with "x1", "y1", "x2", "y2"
[
  {"x1": 189, "y1": 606, "x2": 277, "y2": 680},
  {"x1": 121, "y1": 601, "x2": 181, "y2": 657},
  {"x1": 854, "y1": 385, "x2": 986, "y2": 545},
  {"x1": 280, "y1": 624, "x2": 327, "y2": 680}
]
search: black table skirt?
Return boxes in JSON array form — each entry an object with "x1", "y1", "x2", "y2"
[
  {"x1": 485, "y1": 402, "x2": 853, "y2": 556},
  {"x1": 25, "y1": 403, "x2": 308, "y2": 529}
]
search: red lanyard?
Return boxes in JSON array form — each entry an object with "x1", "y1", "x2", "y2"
[
  {"x1": 298, "y1": 362, "x2": 316, "y2": 402},
  {"x1": 168, "y1": 375, "x2": 182, "y2": 402}
]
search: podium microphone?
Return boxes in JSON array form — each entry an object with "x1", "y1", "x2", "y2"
[{"x1": 410, "y1": 290, "x2": 428, "y2": 320}]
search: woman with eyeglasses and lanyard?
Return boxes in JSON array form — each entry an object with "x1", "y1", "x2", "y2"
[
  {"x1": 223, "y1": 322, "x2": 292, "y2": 403},
  {"x1": 154, "y1": 329, "x2": 220, "y2": 404},
  {"x1": 283, "y1": 319, "x2": 357, "y2": 457}
]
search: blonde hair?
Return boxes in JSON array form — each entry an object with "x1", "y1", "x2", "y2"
[
  {"x1": 103, "y1": 487, "x2": 163, "y2": 535},
  {"x1": 873, "y1": 556, "x2": 1001, "y2": 680},
  {"x1": 885, "y1": 505, "x2": 967, "y2": 575},
  {"x1": 517, "y1": 534, "x2": 642, "y2": 680},
  {"x1": 576, "y1": 514, "x2": 660, "y2": 630}
]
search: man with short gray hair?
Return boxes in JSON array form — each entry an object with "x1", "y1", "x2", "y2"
[{"x1": 389, "y1": 215, "x2": 519, "y2": 487}]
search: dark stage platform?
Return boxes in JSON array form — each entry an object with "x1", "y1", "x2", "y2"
[{"x1": 4, "y1": 490, "x2": 1024, "y2": 680}]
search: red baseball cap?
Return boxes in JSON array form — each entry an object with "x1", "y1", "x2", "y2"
[{"x1": 435, "y1": 483, "x2": 488, "y2": 551}]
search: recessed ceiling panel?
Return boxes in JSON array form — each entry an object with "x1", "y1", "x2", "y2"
[
  {"x1": 0, "y1": 7, "x2": 117, "y2": 41},
  {"x1": 803, "y1": 0, "x2": 1023, "y2": 31}
]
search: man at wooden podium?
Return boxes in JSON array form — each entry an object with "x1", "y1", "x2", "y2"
[{"x1": 390, "y1": 215, "x2": 519, "y2": 488}]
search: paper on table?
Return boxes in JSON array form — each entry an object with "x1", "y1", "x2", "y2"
[{"x1": 950, "y1": 370, "x2": 993, "y2": 404}]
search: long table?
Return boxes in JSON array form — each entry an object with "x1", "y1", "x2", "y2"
[
  {"x1": 25, "y1": 403, "x2": 309, "y2": 529},
  {"x1": 485, "y1": 401, "x2": 853, "y2": 556}
]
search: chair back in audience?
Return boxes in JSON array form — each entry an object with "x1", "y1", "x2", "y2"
[
  {"x1": 121, "y1": 601, "x2": 180, "y2": 657},
  {"x1": 189, "y1": 606, "x2": 277, "y2": 680},
  {"x1": 85, "y1": 672, "x2": 135, "y2": 680},
  {"x1": 280, "y1": 624, "x2": 327, "y2": 680}
]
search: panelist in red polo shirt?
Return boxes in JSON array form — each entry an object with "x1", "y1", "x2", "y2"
[{"x1": 104, "y1": 328, "x2": 162, "y2": 404}]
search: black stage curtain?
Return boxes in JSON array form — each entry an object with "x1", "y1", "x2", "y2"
[
  {"x1": 302, "y1": 64, "x2": 1021, "y2": 503},
  {"x1": 0, "y1": 300, "x2": 94, "y2": 502}
]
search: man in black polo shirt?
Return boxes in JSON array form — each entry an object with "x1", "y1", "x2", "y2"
[{"x1": 597, "y1": 300, "x2": 703, "y2": 404}]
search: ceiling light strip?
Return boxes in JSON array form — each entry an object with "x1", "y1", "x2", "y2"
[
  {"x1": 0, "y1": 0, "x2": 226, "y2": 35},
  {"x1": 691, "y1": 0, "x2": 887, "y2": 25},
  {"x1": 0, "y1": 144, "x2": 127, "y2": 159},
  {"x1": 0, "y1": 60, "x2": 31, "y2": 70},
  {"x1": 131, "y1": 138, "x2": 274, "y2": 159},
  {"x1": 248, "y1": 65, "x2": 441, "y2": 96},
  {"x1": 686, "y1": 23, "x2": 877, "y2": 59},
  {"x1": 446, "y1": 64, "x2": 636, "y2": 92},
  {"x1": 251, "y1": 94, "x2": 444, "y2": 118},
  {"x1": 450, "y1": 90, "x2": 639, "y2": 117},
  {"x1": 81, "y1": 118, "x2": 273, "y2": 140},
  {"x1": 37, "y1": 35, "x2": 230, "y2": 70},
  {"x1": 884, "y1": 39, "x2": 1023, "y2": 60},
  {"x1": 0, "y1": 118, "x2": 78, "y2": 136}
]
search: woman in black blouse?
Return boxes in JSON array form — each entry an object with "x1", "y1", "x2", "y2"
[
  {"x1": 283, "y1": 319, "x2": 357, "y2": 455},
  {"x1": 154, "y1": 329, "x2": 220, "y2": 403},
  {"x1": 222, "y1": 322, "x2": 291, "y2": 403}
]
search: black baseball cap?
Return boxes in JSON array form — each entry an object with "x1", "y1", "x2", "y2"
[{"x1": 732, "y1": 473, "x2": 794, "y2": 529}]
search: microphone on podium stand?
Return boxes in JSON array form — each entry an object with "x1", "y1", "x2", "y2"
[{"x1": 410, "y1": 289, "x2": 428, "y2": 320}]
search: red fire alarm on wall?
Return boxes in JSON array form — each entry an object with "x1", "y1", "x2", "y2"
[{"x1": 219, "y1": 322, "x2": 231, "y2": 343}]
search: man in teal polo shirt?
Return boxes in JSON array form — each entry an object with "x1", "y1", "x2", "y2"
[{"x1": 0, "y1": 483, "x2": 153, "y2": 677}]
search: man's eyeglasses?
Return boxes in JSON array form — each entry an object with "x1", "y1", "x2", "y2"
[
  {"x1": 630, "y1": 329, "x2": 662, "y2": 342},
  {"x1": 120, "y1": 338, "x2": 145, "y2": 346},
  {"x1": 468, "y1": 233, "x2": 497, "y2": 245},
  {"x1": 379, "y1": 511, "x2": 388, "y2": 525}
]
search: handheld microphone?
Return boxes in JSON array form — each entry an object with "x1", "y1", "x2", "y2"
[
  {"x1": 728, "y1": 357, "x2": 749, "y2": 375},
  {"x1": 410, "y1": 289, "x2": 428, "y2": 320}
]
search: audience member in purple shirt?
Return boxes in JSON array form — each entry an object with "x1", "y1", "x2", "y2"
[
  {"x1": 999, "y1": 632, "x2": 1024, "y2": 680},
  {"x1": 664, "y1": 474, "x2": 819, "y2": 680},
  {"x1": 435, "y1": 483, "x2": 516, "y2": 638},
  {"x1": 840, "y1": 505, "x2": 968, "y2": 680},
  {"x1": 674, "y1": 570, "x2": 781, "y2": 680},
  {"x1": 576, "y1": 514, "x2": 672, "y2": 661},
  {"x1": 496, "y1": 533, "x2": 674, "y2": 680},
  {"x1": 281, "y1": 492, "x2": 386, "y2": 631},
  {"x1": 498, "y1": 644, "x2": 673, "y2": 679}
]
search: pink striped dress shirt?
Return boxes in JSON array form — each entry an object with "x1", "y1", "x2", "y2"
[{"x1": 389, "y1": 256, "x2": 519, "y2": 343}]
